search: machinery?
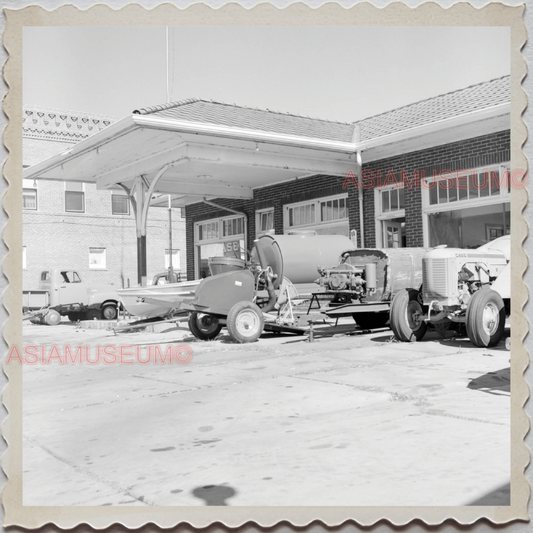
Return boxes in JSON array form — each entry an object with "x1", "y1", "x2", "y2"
[
  {"x1": 315, "y1": 248, "x2": 427, "y2": 329},
  {"x1": 390, "y1": 236, "x2": 510, "y2": 347},
  {"x1": 183, "y1": 234, "x2": 356, "y2": 343}
]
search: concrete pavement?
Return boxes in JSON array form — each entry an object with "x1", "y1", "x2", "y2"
[{"x1": 21, "y1": 319, "x2": 510, "y2": 506}]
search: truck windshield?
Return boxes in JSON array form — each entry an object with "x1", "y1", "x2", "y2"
[{"x1": 60, "y1": 271, "x2": 81, "y2": 283}]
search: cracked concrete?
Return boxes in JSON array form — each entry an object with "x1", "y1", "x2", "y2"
[{"x1": 21, "y1": 318, "x2": 510, "y2": 507}]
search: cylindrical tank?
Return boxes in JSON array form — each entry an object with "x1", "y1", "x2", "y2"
[{"x1": 253, "y1": 234, "x2": 355, "y2": 288}]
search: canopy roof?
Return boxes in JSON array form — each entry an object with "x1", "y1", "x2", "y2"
[
  {"x1": 23, "y1": 100, "x2": 359, "y2": 207},
  {"x1": 23, "y1": 76, "x2": 510, "y2": 207}
]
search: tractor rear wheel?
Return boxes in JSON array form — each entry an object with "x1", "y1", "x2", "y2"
[
  {"x1": 188, "y1": 312, "x2": 223, "y2": 341},
  {"x1": 466, "y1": 288, "x2": 505, "y2": 347},
  {"x1": 227, "y1": 301, "x2": 264, "y2": 343},
  {"x1": 390, "y1": 289, "x2": 427, "y2": 342}
]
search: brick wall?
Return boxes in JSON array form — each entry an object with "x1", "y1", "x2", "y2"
[
  {"x1": 23, "y1": 127, "x2": 187, "y2": 288},
  {"x1": 357, "y1": 130, "x2": 510, "y2": 247},
  {"x1": 184, "y1": 130, "x2": 510, "y2": 275},
  {"x1": 184, "y1": 175, "x2": 347, "y2": 280}
]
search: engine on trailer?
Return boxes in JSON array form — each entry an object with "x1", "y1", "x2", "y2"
[{"x1": 317, "y1": 259, "x2": 377, "y2": 297}]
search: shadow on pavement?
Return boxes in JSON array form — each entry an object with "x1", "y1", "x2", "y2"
[
  {"x1": 191, "y1": 484, "x2": 237, "y2": 506},
  {"x1": 467, "y1": 367, "x2": 510, "y2": 395},
  {"x1": 466, "y1": 482, "x2": 510, "y2": 505}
]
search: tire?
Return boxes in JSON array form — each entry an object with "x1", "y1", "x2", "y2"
[
  {"x1": 43, "y1": 309, "x2": 61, "y2": 326},
  {"x1": 68, "y1": 312, "x2": 82, "y2": 322},
  {"x1": 390, "y1": 289, "x2": 428, "y2": 342},
  {"x1": 101, "y1": 303, "x2": 118, "y2": 320},
  {"x1": 188, "y1": 312, "x2": 223, "y2": 341},
  {"x1": 466, "y1": 288, "x2": 505, "y2": 347},
  {"x1": 353, "y1": 312, "x2": 389, "y2": 330},
  {"x1": 227, "y1": 301, "x2": 264, "y2": 343},
  {"x1": 86, "y1": 308, "x2": 102, "y2": 320}
]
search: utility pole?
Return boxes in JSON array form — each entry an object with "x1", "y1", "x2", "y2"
[{"x1": 168, "y1": 194, "x2": 174, "y2": 282}]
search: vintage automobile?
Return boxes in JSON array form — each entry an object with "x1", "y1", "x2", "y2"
[
  {"x1": 23, "y1": 268, "x2": 121, "y2": 324},
  {"x1": 390, "y1": 236, "x2": 510, "y2": 347}
]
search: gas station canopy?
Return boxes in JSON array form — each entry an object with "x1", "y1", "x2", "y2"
[{"x1": 23, "y1": 99, "x2": 360, "y2": 206}]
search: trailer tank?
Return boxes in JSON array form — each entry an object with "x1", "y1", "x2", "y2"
[{"x1": 252, "y1": 234, "x2": 355, "y2": 289}]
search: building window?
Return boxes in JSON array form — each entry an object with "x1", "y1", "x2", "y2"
[
  {"x1": 422, "y1": 164, "x2": 510, "y2": 248},
  {"x1": 380, "y1": 187, "x2": 404, "y2": 213},
  {"x1": 65, "y1": 182, "x2": 85, "y2": 213},
  {"x1": 223, "y1": 217, "x2": 244, "y2": 237},
  {"x1": 256, "y1": 208, "x2": 275, "y2": 237},
  {"x1": 165, "y1": 248, "x2": 180, "y2": 270},
  {"x1": 194, "y1": 215, "x2": 246, "y2": 279},
  {"x1": 198, "y1": 221, "x2": 219, "y2": 241},
  {"x1": 89, "y1": 247, "x2": 106, "y2": 269},
  {"x1": 22, "y1": 179, "x2": 37, "y2": 210},
  {"x1": 283, "y1": 194, "x2": 349, "y2": 236},
  {"x1": 111, "y1": 193, "x2": 129, "y2": 215},
  {"x1": 22, "y1": 246, "x2": 26, "y2": 269},
  {"x1": 427, "y1": 167, "x2": 508, "y2": 207}
]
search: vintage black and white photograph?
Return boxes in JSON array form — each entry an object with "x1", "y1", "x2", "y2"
[{"x1": 4, "y1": 2, "x2": 529, "y2": 527}]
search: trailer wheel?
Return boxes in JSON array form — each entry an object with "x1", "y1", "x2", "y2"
[
  {"x1": 227, "y1": 301, "x2": 264, "y2": 343},
  {"x1": 466, "y1": 288, "x2": 505, "y2": 347},
  {"x1": 353, "y1": 312, "x2": 389, "y2": 330},
  {"x1": 43, "y1": 309, "x2": 61, "y2": 326},
  {"x1": 188, "y1": 312, "x2": 223, "y2": 341},
  {"x1": 390, "y1": 289, "x2": 427, "y2": 342},
  {"x1": 101, "y1": 303, "x2": 118, "y2": 320}
]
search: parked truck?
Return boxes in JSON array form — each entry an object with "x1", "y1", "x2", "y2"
[
  {"x1": 390, "y1": 236, "x2": 511, "y2": 347},
  {"x1": 23, "y1": 269, "x2": 121, "y2": 325}
]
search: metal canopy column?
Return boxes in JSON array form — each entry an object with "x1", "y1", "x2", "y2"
[{"x1": 120, "y1": 165, "x2": 171, "y2": 286}]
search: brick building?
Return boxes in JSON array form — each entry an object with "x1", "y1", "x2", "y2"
[
  {"x1": 23, "y1": 106, "x2": 187, "y2": 288},
  {"x1": 184, "y1": 76, "x2": 511, "y2": 279},
  {"x1": 23, "y1": 77, "x2": 511, "y2": 285}
]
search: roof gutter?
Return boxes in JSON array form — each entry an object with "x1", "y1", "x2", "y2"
[
  {"x1": 356, "y1": 102, "x2": 510, "y2": 152},
  {"x1": 132, "y1": 114, "x2": 357, "y2": 153}
]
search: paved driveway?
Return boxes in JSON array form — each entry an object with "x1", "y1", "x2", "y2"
[{"x1": 21, "y1": 319, "x2": 510, "y2": 507}]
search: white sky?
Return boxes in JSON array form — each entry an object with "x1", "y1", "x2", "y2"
[{"x1": 23, "y1": 26, "x2": 510, "y2": 123}]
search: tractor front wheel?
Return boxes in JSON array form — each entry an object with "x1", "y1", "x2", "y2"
[
  {"x1": 466, "y1": 288, "x2": 505, "y2": 347},
  {"x1": 227, "y1": 301, "x2": 264, "y2": 343}
]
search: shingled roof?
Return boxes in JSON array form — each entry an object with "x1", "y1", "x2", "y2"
[
  {"x1": 354, "y1": 75, "x2": 510, "y2": 141},
  {"x1": 133, "y1": 75, "x2": 510, "y2": 144},
  {"x1": 133, "y1": 99, "x2": 355, "y2": 143}
]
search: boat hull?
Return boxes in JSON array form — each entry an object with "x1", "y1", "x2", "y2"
[{"x1": 118, "y1": 280, "x2": 200, "y2": 318}]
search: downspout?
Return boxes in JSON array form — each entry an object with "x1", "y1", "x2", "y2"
[{"x1": 352, "y1": 125, "x2": 364, "y2": 248}]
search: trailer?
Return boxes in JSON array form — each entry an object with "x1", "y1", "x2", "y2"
[{"x1": 182, "y1": 235, "x2": 428, "y2": 343}]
